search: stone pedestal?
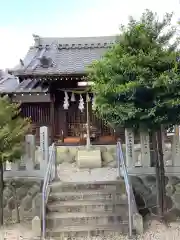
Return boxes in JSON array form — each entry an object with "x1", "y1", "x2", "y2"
[{"x1": 76, "y1": 149, "x2": 101, "y2": 168}]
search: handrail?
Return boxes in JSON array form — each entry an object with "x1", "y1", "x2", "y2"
[
  {"x1": 42, "y1": 143, "x2": 56, "y2": 239},
  {"x1": 116, "y1": 141, "x2": 137, "y2": 237}
]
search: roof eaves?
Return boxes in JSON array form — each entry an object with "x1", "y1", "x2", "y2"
[{"x1": 12, "y1": 70, "x2": 86, "y2": 77}]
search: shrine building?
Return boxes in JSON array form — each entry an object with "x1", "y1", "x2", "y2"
[{"x1": 7, "y1": 35, "x2": 124, "y2": 145}]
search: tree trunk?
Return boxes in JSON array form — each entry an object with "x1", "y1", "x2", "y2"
[
  {"x1": 151, "y1": 132, "x2": 162, "y2": 218},
  {"x1": 156, "y1": 128, "x2": 166, "y2": 219},
  {"x1": 0, "y1": 161, "x2": 4, "y2": 225}
]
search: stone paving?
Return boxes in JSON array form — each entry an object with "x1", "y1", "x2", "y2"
[{"x1": 57, "y1": 162, "x2": 121, "y2": 182}]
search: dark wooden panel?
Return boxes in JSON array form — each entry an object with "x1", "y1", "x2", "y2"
[
  {"x1": 21, "y1": 103, "x2": 52, "y2": 142},
  {"x1": 54, "y1": 104, "x2": 67, "y2": 140},
  {"x1": 21, "y1": 103, "x2": 51, "y2": 124}
]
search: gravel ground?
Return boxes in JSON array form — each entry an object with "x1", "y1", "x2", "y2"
[{"x1": 1, "y1": 220, "x2": 180, "y2": 240}]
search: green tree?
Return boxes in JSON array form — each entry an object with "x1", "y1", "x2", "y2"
[
  {"x1": 0, "y1": 96, "x2": 30, "y2": 225},
  {"x1": 88, "y1": 10, "x2": 180, "y2": 219}
]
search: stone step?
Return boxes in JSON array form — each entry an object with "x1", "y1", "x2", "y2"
[
  {"x1": 47, "y1": 200, "x2": 128, "y2": 213},
  {"x1": 46, "y1": 212, "x2": 129, "y2": 228},
  {"x1": 46, "y1": 223, "x2": 130, "y2": 238},
  {"x1": 50, "y1": 180, "x2": 126, "y2": 193},
  {"x1": 48, "y1": 190, "x2": 127, "y2": 202}
]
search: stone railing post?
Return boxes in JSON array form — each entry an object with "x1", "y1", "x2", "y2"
[{"x1": 125, "y1": 128, "x2": 135, "y2": 168}]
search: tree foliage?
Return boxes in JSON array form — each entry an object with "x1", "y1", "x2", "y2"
[
  {"x1": 0, "y1": 96, "x2": 30, "y2": 225},
  {"x1": 0, "y1": 96, "x2": 30, "y2": 162},
  {"x1": 88, "y1": 10, "x2": 180, "y2": 131},
  {"x1": 88, "y1": 9, "x2": 180, "y2": 219}
]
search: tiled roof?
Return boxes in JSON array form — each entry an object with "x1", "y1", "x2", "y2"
[
  {"x1": 13, "y1": 79, "x2": 49, "y2": 93},
  {"x1": 10, "y1": 35, "x2": 116, "y2": 76},
  {"x1": 0, "y1": 71, "x2": 19, "y2": 93}
]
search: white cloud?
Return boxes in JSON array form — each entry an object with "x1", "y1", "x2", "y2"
[{"x1": 0, "y1": 0, "x2": 179, "y2": 69}]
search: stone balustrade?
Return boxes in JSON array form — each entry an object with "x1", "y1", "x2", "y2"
[
  {"x1": 125, "y1": 126, "x2": 180, "y2": 176},
  {"x1": 4, "y1": 124, "x2": 180, "y2": 179},
  {"x1": 4, "y1": 126, "x2": 49, "y2": 180}
]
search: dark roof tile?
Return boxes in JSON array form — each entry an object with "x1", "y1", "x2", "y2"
[
  {"x1": 0, "y1": 71, "x2": 19, "y2": 93},
  {"x1": 14, "y1": 79, "x2": 49, "y2": 93}
]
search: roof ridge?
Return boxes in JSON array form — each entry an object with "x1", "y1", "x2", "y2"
[
  {"x1": 32, "y1": 35, "x2": 116, "y2": 49},
  {"x1": 37, "y1": 35, "x2": 116, "y2": 39},
  {"x1": 58, "y1": 42, "x2": 114, "y2": 50}
]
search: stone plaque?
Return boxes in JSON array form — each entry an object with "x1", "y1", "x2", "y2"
[
  {"x1": 140, "y1": 131, "x2": 150, "y2": 167},
  {"x1": 40, "y1": 126, "x2": 49, "y2": 164},
  {"x1": 125, "y1": 128, "x2": 135, "y2": 168}
]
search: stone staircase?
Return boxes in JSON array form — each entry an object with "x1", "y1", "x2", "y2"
[{"x1": 46, "y1": 179, "x2": 134, "y2": 238}]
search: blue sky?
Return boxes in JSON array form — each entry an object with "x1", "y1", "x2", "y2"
[
  {"x1": 0, "y1": 0, "x2": 85, "y2": 27},
  {"x1": 0, "y1": 0, "x2": 179, "y2": 69}
]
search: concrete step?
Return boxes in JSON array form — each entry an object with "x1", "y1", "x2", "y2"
[
  {"x1": 46, "y1": 223, "x2": 130, "y2": 238},
  {"x1": 50, "y1": 180, "x2": 126, "y2": 193},
  {"x1": 46, "y1": 212, "x2": 129, "y2": 228},
  {"x1": 47, "y1": 200, "x2": 127, "y2": 213},
  {"x1": 48, "y1": 190, "x2": 127, "y2": 202}
]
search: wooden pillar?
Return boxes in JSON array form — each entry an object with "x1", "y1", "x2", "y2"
[
  {"x1": 63, "y1": 110, "x2": 68, "y2": 137},
  {"x1": 50, "y1": 96, "x2": 55, "y2": 143},
  {"x1": 55, "y1": 105, "x2": 67, "y2": 141}
]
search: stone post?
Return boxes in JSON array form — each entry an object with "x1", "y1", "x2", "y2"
[
  {"x1": 32, "y1": 216, "x2": 41, "y2": 237},
  {"x1": 172, "y1": 125, "x2": 180, "y2": 166},
  {"x1": 161, "y1": 126, "x2": 172, "y2": 166},
  {"x1": 5, "y1": 161, "x2": 11, "y2": 170},
  {"x1": 40, "y1": 126, "x2": 49, "y2": 165},
  {"x1": 25, "y1": 134, "x2": 35, "y2": 162},
  {"x1": 140, "y1": 131, "x2": 150, "y2": 167},
  {"x1": 125, "y1": 128, "x2": 135, "y2": 168},
  {"x1": 24, "y1": 134, "x2": 36, "y2": 170}
]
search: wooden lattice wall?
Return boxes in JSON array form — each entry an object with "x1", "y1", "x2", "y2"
[{"x1": 21, "y1": 103, "x2": 52, "y2": 140}]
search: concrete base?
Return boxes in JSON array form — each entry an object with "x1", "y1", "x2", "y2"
[{"x1": 77, "y1": 149, "x2": 101, "y2": 168}]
